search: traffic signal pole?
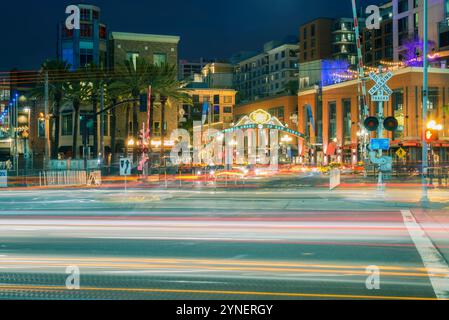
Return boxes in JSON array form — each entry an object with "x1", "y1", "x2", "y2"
[
  {"x1": 421, "y1": 0, "x2": 430, "y2": 206},
  {"x1": 377, "y1": 65, "x2": 384, "y2": 191}
]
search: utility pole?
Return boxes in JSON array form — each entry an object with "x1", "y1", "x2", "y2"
[
  {"x1": 351, "y1": 0, "x2": 369, "y2": 162},
  {"x1": 44, "y1": 71, "x2": 50, "y2": 169},
  {"x1": 99, "y1": 82, "x2": 105, "y2": 168},
  {"x1": 421, "y1": 0, "x2": 430, "y2": 206}
]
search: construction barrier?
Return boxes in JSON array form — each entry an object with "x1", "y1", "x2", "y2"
[
  {"x1": 39, "y1": 170, "x2": 101, "y2": 187},
  {"x1": 329, "y1": 168, "x2": 341, "y2": 190}
]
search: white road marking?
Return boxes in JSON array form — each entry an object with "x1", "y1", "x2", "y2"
[{"x1": 401, "y1": 210, "x2": 449, "y2": 299}]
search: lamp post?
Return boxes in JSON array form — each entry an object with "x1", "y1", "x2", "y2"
[{"x1": 421, "y1": 0, "x2": 430, "y2": 206}]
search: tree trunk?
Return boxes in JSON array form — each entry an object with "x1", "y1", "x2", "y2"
[
  {"x1": 159, "y1": 96, "x2": 167, "y2": 167},
  {"x1": 52, "y1": 100, "x2": 61, "y2": 160},
  {"x1": 72, "y1": 101, "x2": 80, "y2": 159},
  {"x1": 132, "y1": 99, "x2": 139, "y2": 160},
  {"x1": 125, "y1": 105, "x2": 130, "y2": 139}
]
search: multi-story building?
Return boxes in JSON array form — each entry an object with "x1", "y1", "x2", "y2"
[
  {"x1": 361, "y1": 0, "x2": 449, "y2": 66},
  {"x1": 109, "y1": 32, "x2": 179, "y2": 68},
  {"x1": 362, "y1": 1, "x2": 394, "y2": 67},
  {"x1": 57, "y1": 4, "x2": 108, "y2": 70},
  {"x1": 201, "y1": 62, "x2": 234, "y2": 89},
  {"x1": 299, "y1": 18, "x2": 334, "y2": 63},
  {"x1": 298, "y1": 18, "x2": 358, "y2": 91},
  {"x1": 332, "y1": 18, "x2": 357, "y2": 65},
  {"x1": 182, "y1": 83, "x2": 236, "y2": 131},
  {"x1": 298, "y1": 67, "x2": 449, "y2": 165},
  {"x1": 233, "y1": 39, "x2": 299, "y2": 103},
  {"x1": 108, "y1": 32, "x2": 181, "y2": 155},
  {"x1": 179, "y1": 58, "x2": 211, "y2": 81}
]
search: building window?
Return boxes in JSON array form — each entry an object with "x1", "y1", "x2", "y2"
[
  {"x1": 223, "y1": 96, "x2": 232, "y2": 103},
  {"x1": 153, "y1": 53, "x2": 167, "y2": 66},
  {"x1": 62, "y1": 48, "x2": 74, "y2": 66},
  {"x1": 99, "y1": 25, "x2": 107, "y2": 39},
  {"x1": 311, "y1": 24, "x2": 316, "y2": 37},
  {"x1": 398, "y1": 17, "x2": 408, "y2": 34},
  {"x1": 223, "y1": 106, "x2": 232, "y2": 114},
  {"x1": 80, "y1": 48, "x2": 94, "y2": 66},
  {"x1": 62, "y1": 114, "x2": 73, "y2": 136},
  {"x1": 328, "y1": 102, "x2": 337, "y2": 141},
  {"x1": 38, "y1": 119, "x2": 45, "y2": 138},
  {"x1": 398, "y1": 0, "x2": 409, "y2": 14},
  {"x1": 392, "y1": 89, "x2": 404, "y2": 140},
  {"x1": 126, "y1": 52, "x2": 139, "y2": 70},
  {"x1": 343, "y1": 99, "x2": 352, "y2": 143},
  {"x1": 213, "y1": 95, "x2": 220, "y2": 104},
  {"x1": 80, "y1": 8, "x2": 90, "y2": 21},
  {"x1": 80, "y1": 23, "x2": 93, "y2": 38}
]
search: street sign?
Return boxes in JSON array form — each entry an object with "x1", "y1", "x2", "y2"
[
  {"x1": 0, "y1": 170, "x2": 7, "y2": 188},
  {"x1": 369, "y1": 71, "x2": 393, "y2": 102},
  {"x1": 120, "y1": 158, "x2": 132, "y2": 176},
  {"x1": 371, "y1": 138, "x2": 390, "y2": 151},
  {"x1": 396, "y1": 147, "x2": 407, "y2": 159}
]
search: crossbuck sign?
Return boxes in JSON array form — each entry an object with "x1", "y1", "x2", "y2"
[{"x1": 369, "y1": 71, "x2": 393, "y2": 102}]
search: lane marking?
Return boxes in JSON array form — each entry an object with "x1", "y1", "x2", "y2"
[
  {"x1": 0, "y1": 284, "x2": 441, "y2": 300},
  {"x1": 401, "y1": 210, "x2": 449, "y2": 299}
]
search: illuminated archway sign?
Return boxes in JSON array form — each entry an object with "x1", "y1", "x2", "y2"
[{"x1": 221, "y1": 109, "x2": 305, "y2": 139}]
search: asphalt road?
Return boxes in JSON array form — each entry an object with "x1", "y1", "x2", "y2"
[{"x1": 0, "y1": 184, "x2": 448, "y2": 300}]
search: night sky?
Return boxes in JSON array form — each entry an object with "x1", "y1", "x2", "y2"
[{"x1": 0, "y1": 0, "x2": 382, "y2": 71}]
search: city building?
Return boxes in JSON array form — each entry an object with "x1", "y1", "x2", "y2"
[
  {"x1": 299, "y1": 18, "x2": 334, "y2": 63},
  {"x1": 57, "y1": 4, "x2": 108, "y2": 70},
  {"x1": 109, "y1": 32, "x2": 179, "y2": 68},
  {"x1": 362, "y1": 0, "x2": 449, "y2": 66},
  {"x1": 297, "y1": 67, "x2": 449, "y2": 165},
  {"x1": 233, "y1": 38, "x2": 299, "y2": 103},
  {"x1": 178, "y1": 58, "x2": 211, "y2": 81},
  {"x1": 182, "y1": 83, "x2": 236, "y2": 132},
  {"x1": 298, "y1": 17, "x2": 357, "y2": 91},
  {"x1": 362, "y1": 1, "x2": 394, "y2": 66},
  {"x1": 201, "y1": 62, "x2": 234, "y2": 89},
  {"x1": 332, "y1": 18, "x2": 357, "y2": 65},
  {"x1": 108, "y1": 32, "x2": 181, "y2": 156}
]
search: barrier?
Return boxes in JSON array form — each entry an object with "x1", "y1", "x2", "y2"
[
  {"x1": 329, "y1": 168, "x2": 341, "y2": 190},
  {"x1": 0, "y1": 170, "x2": 7, "y2": 188},
  {"x1": 39, "y1": 170, "x2": 101, "y2": 187}
]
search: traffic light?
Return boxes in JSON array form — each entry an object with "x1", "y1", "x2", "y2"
[
  {"x1": 424, "y1": 128, "x2": 438, "y2": 143},
  {"x1": 383, "y1": 117, "x2": 398, "y2": 132},
  {"x1": 364, "y1": 117, "x2": 379, "y2": 132}
]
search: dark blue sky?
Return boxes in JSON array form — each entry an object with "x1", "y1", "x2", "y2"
[{"x1": 0, "y1": 0, "x2": 380, "y2": 71}]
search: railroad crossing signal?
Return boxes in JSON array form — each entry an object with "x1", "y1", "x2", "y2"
[
  {"x1": 369, "y1": 71, "x2": 393, "y2": 102},
  {"x1": 396, "y1": 148, "x2": 407, "y2": 159}
]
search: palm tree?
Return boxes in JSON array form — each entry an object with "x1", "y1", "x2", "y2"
[
  {"x1": 109, "y1": 58, "x2": 191, "y2": 163},
  {"x1": 29, "y1": 60, "x2": 70, "y2": 159},
  {"x1": 63, "y1": 75, "x2": 91, "y2": 159},
  {"x1": 109, "y1": 58, "x2": 151, "y2": 141},
  {"x1": 81, "y1": 64, "x2": 104, "y2": 157}
]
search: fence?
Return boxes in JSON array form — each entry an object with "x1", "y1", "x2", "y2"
[
  {"x1": 329, "y1": 169, "x2": 341, "y2": 190},
  {"x1": 39, "y1": 170, "x2": 101, "y2": 187}
]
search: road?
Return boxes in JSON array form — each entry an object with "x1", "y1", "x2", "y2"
[{"x1": 0, "y1": 182, "x2": 449, "y2": 300}]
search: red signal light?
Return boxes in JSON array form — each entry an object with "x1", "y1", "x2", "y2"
[{"x1": 424, "y1": 129, "x2": 438, "y2": 143}]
